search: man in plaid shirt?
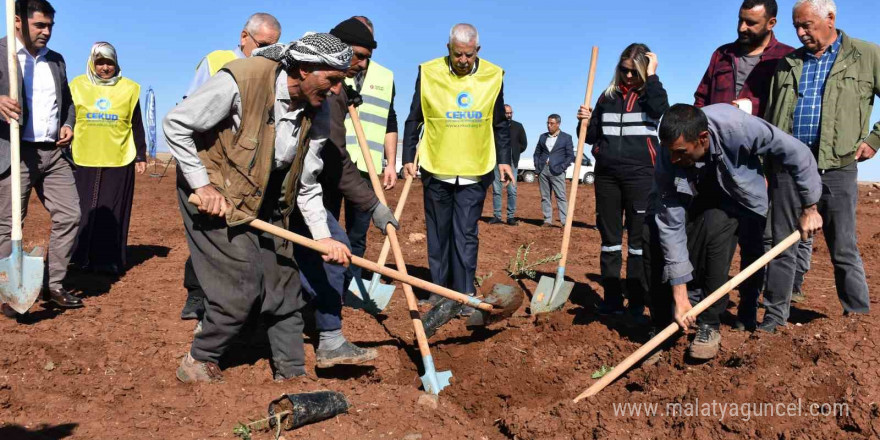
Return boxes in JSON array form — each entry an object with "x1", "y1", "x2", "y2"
[{"x1": 764, "y1": 0, "x2": 880, "y2": 331}]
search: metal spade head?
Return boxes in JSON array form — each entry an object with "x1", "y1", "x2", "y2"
[
  {"x1": 419, "y1": 354, "x2": 452, "y2": 395},
  {"x1": 465, "y1": 283, "x2": 524, "y2": 328},
  {"x1": 529, "y1": 268, "x2": 574, "y2": 314},
  {"x1": 0, "y1": 243, "x2": 44, "y2": 314},
  {"x1": 344, "y1": 273, "x2": 395, "y2": 314}
]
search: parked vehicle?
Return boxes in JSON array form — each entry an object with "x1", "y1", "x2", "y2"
[{"x1": 518, "y1": 156, "x2": 595, "y2": 184}]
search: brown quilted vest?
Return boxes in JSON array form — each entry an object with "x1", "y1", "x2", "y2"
[{"x1": 197, "y1": 57, "x2": 313, "y2": 226}]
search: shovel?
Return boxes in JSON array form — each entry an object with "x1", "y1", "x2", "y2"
[
  {"x1": 0, "y1": 0, "x2": 44, "y2": 314},
  {"x1": 531, "y1": 46, "x2": 599, "y2": 314},
  {"x1": 572, "y1": 231, "x2": 802, "y2": 402},
  {"x1": 346, "y1": 107, "x2": 455, "y2": 394},
  {"x1": 345, "y1": 149, "x2": 421, "y2": 314}
]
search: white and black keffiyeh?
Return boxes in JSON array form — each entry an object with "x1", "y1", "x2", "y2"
[{"x1": 253, "y1": 32, "x2": 352, "y2": 71}]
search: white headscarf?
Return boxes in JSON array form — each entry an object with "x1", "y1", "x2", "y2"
[{"x1": 86, "y1": 42, "x2": 121, "y2": 86}]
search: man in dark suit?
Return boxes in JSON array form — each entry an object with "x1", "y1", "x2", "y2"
[
  {"x1": 0, "y1": 0, "x2": 82, "y2": 313},
  {"x1": 489, "y1": 104, "x2": 527, "y2": 225},
  {"x1": 533, "y1": 114, "x2": 574, "y2": 227}
]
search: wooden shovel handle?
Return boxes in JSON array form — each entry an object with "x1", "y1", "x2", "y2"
[
  {"x1": 187, "y1": 194, "x2": 492, "y2": 313},
  {"x1": 559, "y1": 46, "x2": 599, "y2": 269},
  {"x1": 374, "y1": 149, "x2": 420, "y2": 269},
  {"x1": 572, "y1": 230, "x2": 802, "y2": 402},
  {"x1": 6, "y1": 0, "x2": 23, "y2": 241}
]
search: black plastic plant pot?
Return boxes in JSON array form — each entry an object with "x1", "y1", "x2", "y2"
[{"x1": 267, "y1": 390, "x2": 350, "y2": 431}]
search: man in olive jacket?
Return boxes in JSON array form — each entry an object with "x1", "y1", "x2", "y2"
[{"x1": 763, "y1": 0, "x2": 879, "y2": 329}]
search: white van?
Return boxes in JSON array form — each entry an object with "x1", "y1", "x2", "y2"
[{"x1": 518, "y1": 155, "x2": 595, "y2": 185}]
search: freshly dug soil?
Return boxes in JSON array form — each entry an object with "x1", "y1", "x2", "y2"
[{"x1": 1, "y1": 172, "x2": 877, "y2": 439}]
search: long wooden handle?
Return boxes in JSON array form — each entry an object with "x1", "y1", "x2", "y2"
[
  {"x1": 559, "y1": 47, "x2": 599, "y2": 269},
  {"x1": 348, "y1": 105, "x2": 437, "y2": 357},
  {"x1": 187, "y1": 194, "x2": 492, "y2": 312},
  {"x1": 573, "y1": 230, "x2": 802, "y2": 402},
  {"x1": 6, "y1": 0, "x2": 22, "y2": 241},
  {"x1": 374, "y1": 149, "x2": 420, "y2": 270}
]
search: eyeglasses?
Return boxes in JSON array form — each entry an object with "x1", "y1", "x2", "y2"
[{"x1": 246, "y1": 31, "x2": 273, "y2": 48}]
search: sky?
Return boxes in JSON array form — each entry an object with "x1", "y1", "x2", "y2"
[{"x1": 5, "y1": 0, "x2": 880, "y2": 179}]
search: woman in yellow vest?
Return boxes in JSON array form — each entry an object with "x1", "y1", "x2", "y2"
[{"x1": 70, "y1": 42, "x2": 147, "y2": 275}]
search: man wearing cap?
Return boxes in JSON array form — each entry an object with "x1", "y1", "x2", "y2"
[
  {"x1": 402, "y1": 23, "x2": 513, "y2": 309},
  {"x1": 290, "y1": 16, "x2": 399, "y2": 368},
  {"x1": 164, "y1": 33, "x2": 396, "y2": 383}
]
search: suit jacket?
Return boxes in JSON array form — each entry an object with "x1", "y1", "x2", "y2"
[
  {"x1": 533, "y1": 131, "x2": 574, "y2": 175},
  {"x1": 509, "y1": 119, "x2": 528, "y2": 166},
  {"x1": 0, "y1": 37, "x2": 76, "y2": 174}
]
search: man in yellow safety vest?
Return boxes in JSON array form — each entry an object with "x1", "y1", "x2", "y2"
[
  {"x1": 402, "y1": 23, "x2": 514, "y2": 312},
  {"x1": 179, "y1": 12, "x2": 281, "y2": 322},
  {"x1": 183, "y1": 12, "x2": 281, "y2": 98}
]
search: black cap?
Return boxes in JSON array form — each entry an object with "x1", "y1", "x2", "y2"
[{"x1": 330, "y1": 17, "x2": 377, "y2": 50}]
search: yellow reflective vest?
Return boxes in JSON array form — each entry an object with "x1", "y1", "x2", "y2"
[
  {"x1": 418, "y1": 57, "x2": 503, "y2": 176},
  {"x1": 69, "y1": 75, "x2": 140, "y2": 167},
  {"x1": 344, "y1": 61, "x2": 394, "y2": 173},
  {"x1": 204, "y1": 50, "x2": 239, "y2": 76}
]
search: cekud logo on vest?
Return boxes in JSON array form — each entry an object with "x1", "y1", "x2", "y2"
[
  {"x1": 446, "y1": 91, "x2": 482, "y2": 120},
  {"x1": 87, "y1": 97, "x2": 118, "y2": 121}
]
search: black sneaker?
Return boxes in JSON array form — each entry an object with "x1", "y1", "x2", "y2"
[
  {"x1": 506, "y1": 218, "x2": 518, "y2": 226},
  {"x1": 181, "y1": 293, "x2": 206, "y2": 320},
  {"x1": 315, "y1": 341, "x2": 378, "y2": 368},
  {"x1": 488, "y1": 217, "x2": 503, "y2": 225}
]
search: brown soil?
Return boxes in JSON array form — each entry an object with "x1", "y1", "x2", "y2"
[{"x1": 1, "y1": 172, "x2": 878, "y2": 439}]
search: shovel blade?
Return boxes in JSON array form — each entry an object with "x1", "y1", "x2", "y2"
[
  {"x1": 530, "y1": 270, "x2": 574, "y2": 314},
  {"x1": 465, "y1": 283, "x2": 524, "y2": 328},
  {"x1": 419, "y1": 354, "x2": 452, "y2": 395},
  {"x1": 344, "y1": 274, "x2": 394, "y2": 314},
  {"x1": 0, "y1": 243, "x2": 45, "y2": 314}
]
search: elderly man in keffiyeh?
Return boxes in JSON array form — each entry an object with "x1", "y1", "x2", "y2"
[{"x1": 164, "y1": 32, "x2": 396, "y2": 383}]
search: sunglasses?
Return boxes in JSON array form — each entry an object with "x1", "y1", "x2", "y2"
[{"x1": 619, "y1": 66, "x2": 639, "y2": 76}]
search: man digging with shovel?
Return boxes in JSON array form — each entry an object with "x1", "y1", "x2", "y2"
[
  {"x1": 164, "y1": 33, "x2": 396, "y2": 382},
  {"x1": 642, "y1": 103, "x2": 823, "y2": 361}
]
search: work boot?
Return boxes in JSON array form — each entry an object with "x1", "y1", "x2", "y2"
[
  {"x1": 43, "y1": 288, "x2": 84, "y2": 309},
  {"x1": 507, "y1": 218, "x2": 518, "y2": 226},
  {"x1": 687, "y1": 324, "x2": 721, "y2": 360},
  {"x1": 315, "y1": 341, "x2": 378, "y2": 368},
  {"x1": 176, "y1": 352, "x2": 223, "y2": 383},
  {"x1": 418, "y1": 293, "x2": 444, "y2": 308},
  {"x1": 756, "y1": 321, "x2": 778, "y2": 334},
  {"x1": 180, "y1": 293, "x2": 205, "y2": 320},
  {"x1": 488, "y1": 217, "x2": 503, "y2": 225},
  {"x1": 541, "y1": 221, "x2": 554, "y2": 228},
  {"x1": 791, "y1": 290, "x2": 806, "y2": 304}
]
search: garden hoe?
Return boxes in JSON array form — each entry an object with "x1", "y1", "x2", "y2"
[
  {"x1": 531, "y1": 46, "x2": 599, "y2": 314},
  {"x1": 0, "y1": 0, "x2": 44, "y2": 314},
  {"x1": 344, "y1": 149, "x2": 421, "y2": 315}
]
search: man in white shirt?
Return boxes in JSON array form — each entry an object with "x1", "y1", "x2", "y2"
[{"x1": 0, "y1": 0, "x2": 82, "y2": 312}]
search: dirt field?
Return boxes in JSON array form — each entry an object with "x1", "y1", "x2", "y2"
[{"x1": 1, "y1": 170, "x2": 878, "y2": 439}]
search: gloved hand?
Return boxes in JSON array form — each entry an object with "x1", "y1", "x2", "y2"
[
  {"x1": 371, "y1": 202, "x2": 399, "y2": 235},
  {"x1": 344, "y1": 84, "x2": 363, "y2": 107}
]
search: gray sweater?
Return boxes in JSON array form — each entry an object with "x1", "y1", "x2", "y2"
[{"x1": 650, "y1": 104, "x2": 822, "y2": 285}]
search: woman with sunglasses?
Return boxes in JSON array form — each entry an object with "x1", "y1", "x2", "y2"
[
  {"x1": 576, "y1": 43, "x2": 669, "y2": 320},
  {"x1": 68, "y1": 42, "x2": 147, "y2": 275}
]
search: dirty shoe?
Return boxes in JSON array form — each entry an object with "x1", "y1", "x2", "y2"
[
  {"x1": 315, "y1": 341, "x2": 378, "y2": 368},
  {"x1": 687, "y1": 324, "x2": 721, "y2": 361},
  {"x1": 177, "y1": 352, "x2": 223, "y2": 383}
]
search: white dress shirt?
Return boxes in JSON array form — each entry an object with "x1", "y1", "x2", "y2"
[{"x1": 17, "y1": 39, "x2": 59, "y2": 142}]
